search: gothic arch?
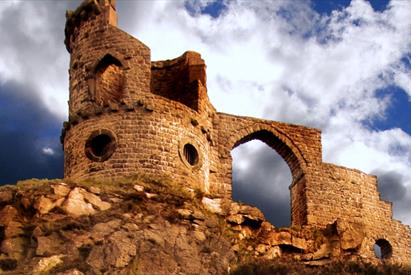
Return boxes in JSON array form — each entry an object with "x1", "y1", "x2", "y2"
[
  {"x1": 228, "y1": 125, "x2": 307, "y2": 183},
  {"x1": 88, "y1": 53, "x2": 127, "y2": 105}
]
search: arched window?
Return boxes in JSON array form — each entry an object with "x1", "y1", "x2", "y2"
[
  {"x1": 374, "y1": 239, "x2": 393, "y2": 260},
  {"x1": 93, "y1": 54, "x2": 124, "y2": 105}
]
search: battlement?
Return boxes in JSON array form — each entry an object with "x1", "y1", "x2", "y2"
[{"x1": 65, "y1": 0, "x2": 117, "y2": 52}]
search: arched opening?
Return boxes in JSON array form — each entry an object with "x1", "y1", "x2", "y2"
[
  {"x1": 232, "y1": 140, "x2": 292, "y2": 227},
  {"x1": 94, "y1": 54, "x2": 124, "y2": 105},
  {"x1": 374, "y1": 239, "x2": 393, "y2": 260}
]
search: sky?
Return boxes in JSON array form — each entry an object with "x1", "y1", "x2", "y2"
[{"x1": 0, "y1": 0, "x2": 410, "y2": 227}]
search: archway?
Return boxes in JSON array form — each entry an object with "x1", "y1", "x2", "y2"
[
  {"x1": 374, "y1": 239, "x2": 393, "y2": 260},
  {"x1": 93, "y1": 54, "x2": 125, "y2": 105},
  {"x1": 232, "y1": 140, "x2": 292, "y2": 227}
]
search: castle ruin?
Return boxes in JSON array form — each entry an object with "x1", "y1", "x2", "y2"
[{"x1": 61, "y1": 0, "x2": 411, "y2": 266}]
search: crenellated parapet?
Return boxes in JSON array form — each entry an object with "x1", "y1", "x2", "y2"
[{"x1": 65, "y1": 0, "x2": 117, "y2": 52}]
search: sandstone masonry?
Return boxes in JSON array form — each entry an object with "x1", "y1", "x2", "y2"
[{"x1": 61, "y1": 0, "x2": 411, "y2": 266}]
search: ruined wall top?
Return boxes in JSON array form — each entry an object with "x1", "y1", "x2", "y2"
[{"x1": 65, "y1": 0, "x2": 117, "y2": 52}]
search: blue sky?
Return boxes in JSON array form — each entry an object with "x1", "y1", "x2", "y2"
[{"x1": 0, "y1": 0, "x2": 410, "y2": 226}]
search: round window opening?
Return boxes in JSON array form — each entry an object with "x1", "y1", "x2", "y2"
[
  {"x1": 183, "y1": 143, "x2": 199, "y2": 166},
  {"x1": 374, "y1": 239, "x2": 393, "y2": 260},
  {"x1": 85, "y1": 130, "x2": 117, "y2": 162}
]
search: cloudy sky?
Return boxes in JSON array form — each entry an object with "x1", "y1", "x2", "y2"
[{"x1": 0, "y1": 0, "x2": 410, "y2": 227}]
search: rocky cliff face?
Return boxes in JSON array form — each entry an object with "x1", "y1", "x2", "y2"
[{"x1": 0, "y1": 177, "x2": 407, "y2": 274}]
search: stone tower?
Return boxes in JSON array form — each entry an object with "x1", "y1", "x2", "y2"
[
  {"x1": 62, "y1": 0, "x2": 216, "y2": 194},
  {"x1": 62, "y1": 0, "x2": 411, "y2": 265}
]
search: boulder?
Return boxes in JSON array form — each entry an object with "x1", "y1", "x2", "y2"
[
  {"x1": 36, "y1": 233, "x2": 65, "y2": 256},
  {"x1": 0, "y1": 237, "x2": 26, "y2": 257},
  {"x1": 0, "y1": 205, "x2": 18, "y2": 225},
  {"x1": 33, "y1": 255, "x2": 64, "y2": 275},
  {"x1": 4, "y1": 221, "x2": 23, "y2": 238},
  {"x1": 80, "y1": 189, "x2": 111, "y2": 211},
  {"x1": 52, "y1": 184, "x2": 71, "y2": 197},
  {"x1": 0, "y1": 190, "x2": 13, "y2": 204},
  {"x1": 336, "y1": 220, "x2": 364, "y2": 250},
  {"x1": 91, "y1": 219, "x2": 122, "y2": 241},
  {"x1": 202, "y1": 197, "x2": 222, "y2": 214},
  {"x1": 62, "y1": 188, "x2": 96, "y2": 217},
  {"x1": 34, "y1": 196, "x2": 56, "y2": 215}
]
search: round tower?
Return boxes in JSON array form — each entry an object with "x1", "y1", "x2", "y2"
[{"x1": 62, "y1": 0, "x2": 219, "y2": 194}]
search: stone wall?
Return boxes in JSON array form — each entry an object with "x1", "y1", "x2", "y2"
[
  {"x1": 62, "y1": 0, "x2": 411, "y2": 266},
  {"x1": 151, "y1": 51, "x2": 208, "y2": 112}
]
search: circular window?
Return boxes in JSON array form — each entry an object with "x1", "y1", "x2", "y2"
[
  {"x1": 183, "y1": 143, "x2": 199, "y2": 166},
  {"x1": 374, "y1": 239, "x2": 393, "y2": 260},
  {"x1": 85, "y1": 130, "x2": 117, "y2": 162}
]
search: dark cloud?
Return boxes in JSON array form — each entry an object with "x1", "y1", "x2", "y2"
[
  {"x1": 0, "y1": 1, "x2": 75, "y2": 185},
  {"x1": 0, "y1": 81, "x2": 63, "y2": 185},
  {"x1": 373, "y1": 170, "x2": 407, "y2": 202},
  {"x1": 232, "y1": 141, "x2": 292, "y2": 227},
  {"x1": 372, "y1": 169, "x2": 411, "y2": 224}
]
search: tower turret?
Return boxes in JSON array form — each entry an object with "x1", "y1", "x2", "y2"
[
  {"x1": 62, "y1": 0, "x2": 217, "y2": 194},
  {"x1": 64, "y1": 0, "x2": 151, "y2": 119}
]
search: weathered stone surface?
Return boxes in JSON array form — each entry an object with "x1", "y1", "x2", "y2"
[
  {"x1": 202, "y1": 197, "x2": 222, "y2": 214},
  {"x1": 0, "y1": 237, "x2": 25, "y2": 256},
  {"x1": 35, "y1": 196, "x2": 56, "y2": 215},
  {"x1": 1, "y1": 178, "x2": 411, "y2": 273},
  {"x1": 0, "y1": 190, "x2": 13, "y2": 203},
  {"x1": 227, "y1": 214, "x2": 244, "y2": 224},
  {"x1": 79, "y1": 189, "x2": 111, "y2": 211},
  {"x1": 36, "y1": 233, "x2": 65, "y2": 256},
  {"x1": 268, "y1": 231, "x2": 292, "y2": 246},
  {"x1": 144, "y1": 229, "x2": 165, "y2": 247},
  {"x1": 105, "y1": 230, "x2": 137, "y2": 268},
  {"x1": 177, "y1": 208, "x2": 192, "y2": 219},
  {"x1": 62, "y1": 188, "x2": 96, "y2": 217},
  {"x1": 133, "y1": 184, "x2": 144, "y2": 192},
  {"x1": 57, "y1": 269, "x2": 84, "y2": 275},
  {"x1": 4, "y1": 221, "x2": 23, "y2": 238},
  {"x1": 52, "y1": 184, "x2": 71, "y2": 197},
  {"x1": 0, "y1": 205, "x2": 18, "y2": 225},
  {"x1": 311, "y1": 243, "x2": 331, "y2": 260},
  {"x1": 194, "y1": 230, "x2": 206, "y2": 241},
  {"x1": 256, "y1": 244, "x2": 267, "y2": 254},
  {"x1": 89, "y1": 186, "x2": 101, "y2": 194},
  {"x1": 86, "y1": 245, "x2": 105, "y2": 270},
  {"x1": 265, "y1": 246, "x2": 282, "y2": 259},
  {"x1": 292, "y1": 236, "x2": 308, "y2": 250},
  {"x1": 336, "y1": 220, "x2": 365, "y2": 250},
  {"x1": 91, "y1": 219, "x2": 122, "y2": 241},
  {"x1": 145, "y1": 192, "x2": 158, "y2": 199},
  {"x1": 34, "y1": 255, "x2": 64, "y2": 275}
]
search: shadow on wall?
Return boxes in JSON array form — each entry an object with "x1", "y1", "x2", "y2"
[{"x1": 231, "y1": 140, "x2": 292, "y2": 227}]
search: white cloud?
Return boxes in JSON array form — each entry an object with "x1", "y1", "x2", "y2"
[
  {"x1": 0, "y1": 1, "x2": 70, "y2": 119},
  {"x1": 42, "y1": 147, "x2": 55, "y2": 156}
]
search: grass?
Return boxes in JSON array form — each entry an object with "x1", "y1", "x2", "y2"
[{"x1": 230, "y1": 259, "x2": 411, "y2": 275}]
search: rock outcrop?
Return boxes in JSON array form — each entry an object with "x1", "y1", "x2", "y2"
[{"x1": 0, "y1": 177, "x2": 407, "y2": 274}]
